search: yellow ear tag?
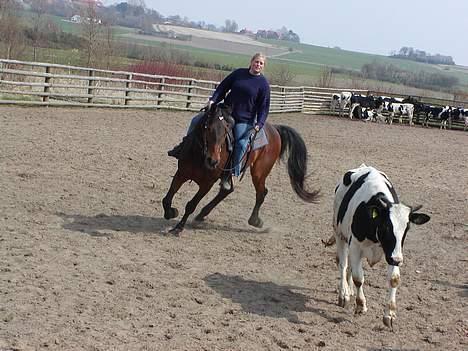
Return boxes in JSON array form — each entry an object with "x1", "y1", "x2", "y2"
[{"x1": 372, "y1": 209, "x2": 378, "y2": 219}]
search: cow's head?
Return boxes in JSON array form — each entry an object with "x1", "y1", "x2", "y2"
[{"x1": 369, "y1": 199, "x2": 430, "y2": 266}]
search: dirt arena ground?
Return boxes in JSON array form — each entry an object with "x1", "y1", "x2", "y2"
[{"x1": 0, "y1": 107, "x2": 466, "y2": 351}]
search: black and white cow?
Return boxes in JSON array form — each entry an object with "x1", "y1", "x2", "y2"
[
  {"x1": 349, "y1": 94, "x2": 384, "y2": 119},
  {"x1": 325, "y1": 164, "x2": 430, "y2": 328},
  {"x1": 464, "y1": 109, "x2": 468, "y2": 131},
  {"x1": 330, "y1": 91, "x2": 352, "y2": 117},
  {"x1": 438, "y1": 106, "x2": 452, "y2": 130},
  {"x1": 386, "y1": 102, "x2": 415, "y2": 125},
  {"x1": 422, "y1": 106, "x2": 443, "y2": 127}
]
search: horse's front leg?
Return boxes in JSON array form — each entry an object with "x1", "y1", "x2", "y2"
[
  {"x1": 170, "y1": 184, "x2": 213, "y2": 236},
  {"x1": 195, "y1": 185, "x2": 234, "y2": 222},
  {"x1": 162, "y1": 170, "x2": 187, "y2": 220}
]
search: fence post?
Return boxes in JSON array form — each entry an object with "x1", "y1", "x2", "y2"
[
  {"x1": 281, "y1": 86, "x2": 285, "y2": 112},
  {"x1": 301, "y1": 87, "x2": 305, "y2": 113},
  {"x1": 87, "y1": 69, "x2": 95, "y2": 105},
  {"x1": 124, "y1": 73, "x2": 132, "y2": 105},
  {"x1": 186, "y1": 79, "x2": 194, "y2": 109},
  {"x1": 157, "y1": 77, "x2": 165, "y2": 107},
  {"x1": 43, "y1": 65, "x2": 51, "y2": 105}
]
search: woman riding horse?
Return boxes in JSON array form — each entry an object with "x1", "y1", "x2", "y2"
[
  {"x1": 168, "y1": 53, "x2": 270, "y2": 191},
  {"x1": 162, "y1": 102, "x2": 320, "y2": 235}
]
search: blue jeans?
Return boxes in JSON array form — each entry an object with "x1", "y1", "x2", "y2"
[
  {"x1": 187, "y1": 112, "x2": 205, "y2": 134},
  {"x1": 232, "y1": 122, "x2": 254, "y2": 177}
]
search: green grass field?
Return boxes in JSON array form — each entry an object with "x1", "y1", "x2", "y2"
[{"x1": 21, "y1": 14, "x2": 468, "y2": 91}]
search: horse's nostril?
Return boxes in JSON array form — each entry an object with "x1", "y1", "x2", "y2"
[{"x1": 207, "y1": 157, "x2": 218, "y2": 168}]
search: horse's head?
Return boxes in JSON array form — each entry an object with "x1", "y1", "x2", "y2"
[{"x1": 202, "y1": 103, "x2": 234, "y2": 170}]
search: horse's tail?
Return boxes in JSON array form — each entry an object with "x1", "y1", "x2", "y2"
[{"x1": 274, "y1": 124, "x2": 320, "y2": 203}]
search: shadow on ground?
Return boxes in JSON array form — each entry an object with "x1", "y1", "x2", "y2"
[
  {"x1": 204, "y1": 272, "x2": 347, "y2": 325},
  {"x1": 57, "y1": 212, "x2": 173, "y2": 236}
]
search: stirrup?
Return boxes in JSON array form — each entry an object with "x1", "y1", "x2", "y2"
[{"x1": 219, "y1": 173, "x2": 232, "y2": 191}]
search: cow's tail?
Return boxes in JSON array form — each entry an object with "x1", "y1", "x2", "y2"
[{"x1": 275, "y1": 124, "x2": 320, "y2": 203}]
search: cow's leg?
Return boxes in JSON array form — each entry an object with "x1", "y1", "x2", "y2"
[
  {"x1": 170, "y1": 183, "x2": 213, "y2": 235},
  {"x1": 389, "y1": 112, "x2": 394, "y2": 124},
  {"x1": 383, "y1": 264, "x2": 400, "y2": 329},
  {"x1": 336, "y1": 235, "x2": 352, "y2": 307},
  {"x1": 349, "y1": 103, "x2": 358, "y2": 119},
  {"x1": 349, "y1": 245, "x2": 367, "y2": 314}
]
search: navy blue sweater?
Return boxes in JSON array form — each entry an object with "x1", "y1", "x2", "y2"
[{"x1": 210, "y1": 68, "x2": 270, "y2": 128}]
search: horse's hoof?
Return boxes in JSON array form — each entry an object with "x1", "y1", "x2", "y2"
[
  {"x1": 164, "y1": 207, "x2": 179, "y2": 220},
  {"x1": 169, "y1": 226, "x2": 183, "y2": 236},
  {"x1": 194, "y1": 213, "x2": 205, "y2": 222},
  {"x1": 248, "y1": 217, "x2": 263, "y2": 228}
]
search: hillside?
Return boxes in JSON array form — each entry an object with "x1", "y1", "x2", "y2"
[{"x1": 4, "y1": 0, "x2": 468, "y2": 95}]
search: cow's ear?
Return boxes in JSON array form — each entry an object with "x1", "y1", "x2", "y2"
[{"x1": 409, "y1": 213, "x2": 430, "y2": 225}]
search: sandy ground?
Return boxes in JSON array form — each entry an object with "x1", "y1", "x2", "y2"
[{"x1": 0, "y1": 107, "x2": 466, "y2": 351}]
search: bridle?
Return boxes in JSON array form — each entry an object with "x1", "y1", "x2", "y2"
[{"x1": 201, "y1": 108, "x2": 231, "y2": 164}]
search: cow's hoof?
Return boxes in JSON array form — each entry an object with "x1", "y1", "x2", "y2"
[
  {"x1": 338, "y1": 295, "x2": 350, "y2": 308},
  {"x1": 248, "y1": 216, "x2": 263, "y2": 228},
  {"x1": 383, "y1": 315, "x2": 395, "y2": 330},
  {"x1": 164, "y1": 207, "x2": 179, "y2": 220}
]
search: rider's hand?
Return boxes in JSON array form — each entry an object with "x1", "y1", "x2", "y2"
[
  {"x1": 254, "y1": 124, "x2": 261, "y2": 132},
  {"x1": 205, "y1": 100, "x2": 214, "y2": 110}
]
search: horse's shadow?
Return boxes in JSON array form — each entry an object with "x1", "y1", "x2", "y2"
[
  {"x1": 204, "y1": 273, "x2": 347, "y2": 325},
  {"x1": 56, "y1": 212, "x2": 269, "y2": 237},
  {"x1": 56, "y1": 212, "x2": 173, "y2": 237}
]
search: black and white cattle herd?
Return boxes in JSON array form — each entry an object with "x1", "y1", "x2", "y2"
[{"x1": 330, "y1": 92, "x2": 468, "y2": 130}]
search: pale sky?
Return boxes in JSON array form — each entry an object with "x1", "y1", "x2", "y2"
[{"x1": 105, "y1": 0, "x2": 468, "y2": 66}]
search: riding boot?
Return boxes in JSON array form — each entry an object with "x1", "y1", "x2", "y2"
[
  {"x1": 219, "y1": 157, "x2": 233, "y2": 191},
  {"x1": 167, "y1": 136, "x2": 187, "y2": 159},
  {"x1": 219, "y1": 171, "x2": 232, "y2": 191}
]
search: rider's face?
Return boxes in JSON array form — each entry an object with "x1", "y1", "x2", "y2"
[{"x1": 249, "y1": 58, "x2": 265, "y2": 75}]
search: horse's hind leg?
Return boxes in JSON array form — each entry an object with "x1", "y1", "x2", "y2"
[
  {"x1": 248, "y1": 167, "x2": 270, "y2": 228},
  {"x1": 248, "y1": 187, "x2": 268, "y2": 228},
  {"x1": 195, "y1": 186, "x2": 234, "y2": 222},
  {"x1": 162, "y1": 171, "x2": 187, "y2": 220}
]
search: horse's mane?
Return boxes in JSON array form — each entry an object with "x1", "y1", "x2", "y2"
[{"x1": 179, "y1": 104, "x2": 233, "y2": 161}]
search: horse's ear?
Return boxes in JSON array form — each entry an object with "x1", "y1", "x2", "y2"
[{"x1": 218, "y1": 103, "x2": 234, "y2": 127}]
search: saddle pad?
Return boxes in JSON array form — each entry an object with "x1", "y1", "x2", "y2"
[{"x1": 252, "y1": 128, "x2": 268, "y2": 150}]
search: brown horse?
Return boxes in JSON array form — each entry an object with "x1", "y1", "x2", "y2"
[{"x1": 162, "y1": 103, "x2": 320, "y2": 235}]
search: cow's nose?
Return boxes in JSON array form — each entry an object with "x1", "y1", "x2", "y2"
[{"x1": 392, "y1": 255, "x2": 403, "y2": 264}]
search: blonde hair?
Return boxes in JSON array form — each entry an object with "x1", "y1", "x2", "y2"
[{"x1": 250, "y1": 53, "x2": 266, "y2": 65}]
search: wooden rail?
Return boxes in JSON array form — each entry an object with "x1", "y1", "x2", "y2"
[{"x1": 0, "y1": 59, "x2": 466, "y2": 130}]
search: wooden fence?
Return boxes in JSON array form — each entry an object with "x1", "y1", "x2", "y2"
[
  {"x1": 0, "y1": 59, "x2": 466, "y2": 130},
  {"x1": 0, "y1": 59, "x2": 367, "y2": 114}
]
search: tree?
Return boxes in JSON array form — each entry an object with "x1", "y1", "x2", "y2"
[
  {"x1": 268, "y1": 64, "x2": 296, "y2": 86},
  {"x1": 80, "y1": 2, "x2": 102, "y2": 66},
  {"x1": 29, "y1": 0, "x2": 48, "y2": 61},
  {"x1": 0, "y1": 0, "x2": 25, "y2": 60},
  {"x1": 101, "y1": 20, "x2": 116, "y2": 69},
  {"x1": 223, "y1": 19, "x2": 238, "y2": 33}
]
